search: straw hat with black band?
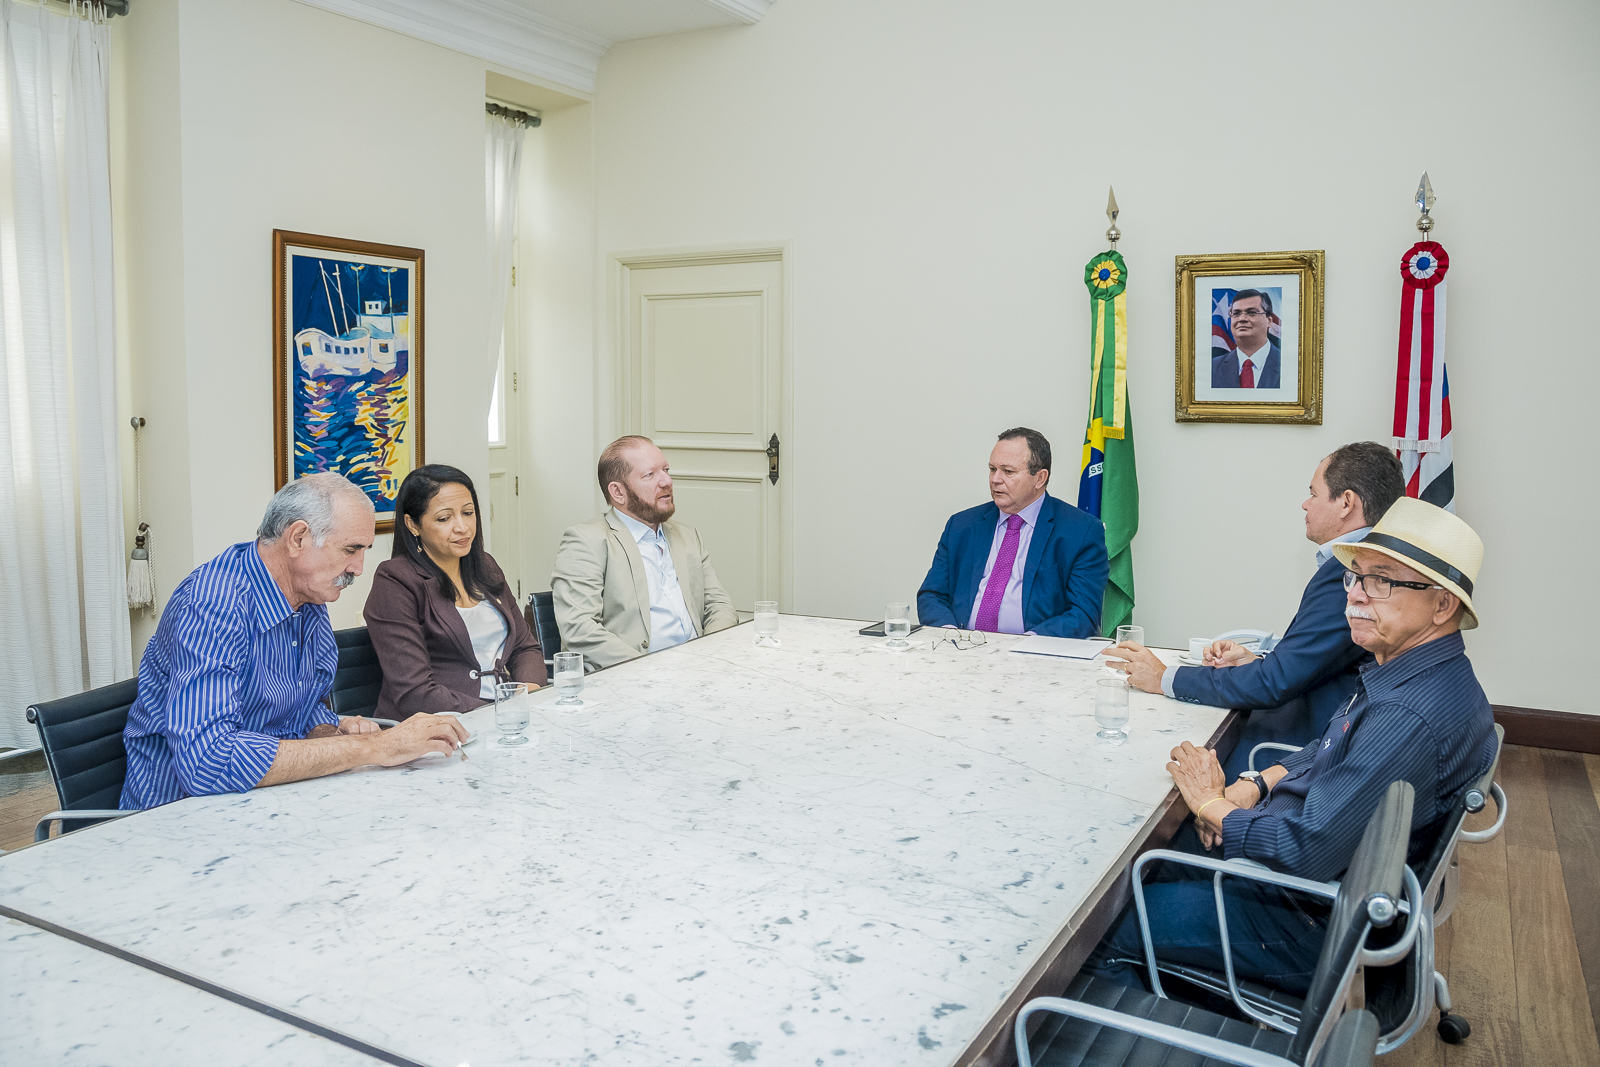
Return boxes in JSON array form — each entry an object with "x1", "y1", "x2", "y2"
[{"x1": 1332, "y1": 497, "x2": 1483, "y2": 630}]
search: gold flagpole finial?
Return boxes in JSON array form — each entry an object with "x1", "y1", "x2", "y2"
[
  {"x1": 1415, "y1": 172, "x2": 1436, "y2": 234},
  {"x1": 1105, "y1": 186, "x2": 1120, "y2": 248}
]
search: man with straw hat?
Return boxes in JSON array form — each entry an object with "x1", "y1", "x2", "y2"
[{"x1": 1086, "y1": 499, "x2": 1496, "y2": 994}]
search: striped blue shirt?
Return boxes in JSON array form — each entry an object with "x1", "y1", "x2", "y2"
[
  {"x1": 1221, "y1": 631, "x2": 1495, "y2": 882},
  {"x1": 120, "y1": 541, "x2": 338, "y2": 810}
]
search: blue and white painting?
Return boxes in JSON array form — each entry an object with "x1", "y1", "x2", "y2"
[{"x1": 287, "y1": 249, "x2": 418, "y2": 520}]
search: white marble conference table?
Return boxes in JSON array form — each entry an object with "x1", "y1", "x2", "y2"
[
  {"x1": 0, "y1": 616, "x2": 1231, "y2": 1067},
  {"x1": 2, "y1": 921, "x2": 377, "y2": 1066}
]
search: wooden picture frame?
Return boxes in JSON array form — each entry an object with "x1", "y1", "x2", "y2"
[
  {"x1": 1174, "y1": 249, "x2": 1324, "y2": 424},
  {"x1": 272, "y1": 229, "x2": 424, "y2": 533}
]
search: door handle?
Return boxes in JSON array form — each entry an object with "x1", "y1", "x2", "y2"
[{"x1": 766, "y1": 433, "x2": 780, "y2": 484}]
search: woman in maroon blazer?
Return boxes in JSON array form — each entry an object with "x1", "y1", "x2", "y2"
[{"x1": 364, "y1": 465, "x2": 546, "y2": 720}]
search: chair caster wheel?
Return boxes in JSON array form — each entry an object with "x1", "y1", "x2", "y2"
[{"x1": 1438, "y1": 1014, "x2": 1471, "y2": 1044}]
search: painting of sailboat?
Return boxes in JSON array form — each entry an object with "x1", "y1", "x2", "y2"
[{"x1": 273, "y1": 231, "x2": 424, "y2": 532}]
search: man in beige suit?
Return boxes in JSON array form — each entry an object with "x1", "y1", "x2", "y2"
[{"x1": 551, "y1": 436, "x2": 738, "y2": 669}]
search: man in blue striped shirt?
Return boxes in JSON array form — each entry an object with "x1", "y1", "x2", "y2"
[
  {"x1": 1087, "y1": 499, "x2": 1494, "y2": 995},
  {"x1": 121, "y1": 475, "x2": 468, "y2": 810}
]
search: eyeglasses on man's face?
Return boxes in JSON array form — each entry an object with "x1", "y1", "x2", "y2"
[
  {"x1": 1229, "y1": 307, "x2": 1268, "y2": 319},
  {"x1": 1342, "y1": 569, "x2": 1442, "y2": 599}
]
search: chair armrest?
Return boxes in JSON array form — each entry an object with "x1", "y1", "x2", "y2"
[
  {"x1": 338, "y1": 716, "x2": 401, "y2": 728},
  {"x1": 1131, "y1": 848, "x2": 1336, "y2": 1000},
  {"x1": 1249, "y1": 742, "x2": 1302, "y2": 773},
  {"x1": 1015, "y1": 996, "x2": 1298, "y2": 1067},
  {"x1": 1458, "y1": 782, "x2": 1507, "y2": 844},
  {"x1": 35, "y1": 810, "x2": 137, "y2": 842}
]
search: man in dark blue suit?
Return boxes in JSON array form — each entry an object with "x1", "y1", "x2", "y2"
[
  {"x1": 918, "y1": 428, "x2": 1109, "y2": 638},
  {"x1": 1211, "y1": 290, "x2": 1282, "y2": 389},
  {"x1": 1107, "y1": 441, "x2": 1404, "y2": 776}
]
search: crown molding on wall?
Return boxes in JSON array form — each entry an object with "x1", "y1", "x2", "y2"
[
  {"x1": 698, "y1": 0, "x2": 773, "y2": 26},
  {"x1": 293, "y1": 0, "x2": 611, "y2": 94}
]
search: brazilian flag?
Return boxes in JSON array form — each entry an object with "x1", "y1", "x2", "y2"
[{"x1": 1079, "y1": 251, "x2": 1138, "y2": 635}]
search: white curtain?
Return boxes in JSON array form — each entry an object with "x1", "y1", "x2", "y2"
[
  {"x1": 485, "y1": 111, "x2": 524, "y2": 409},
  {"x1": 0, "y1": 0, "x2": 128, "y2": 749}
]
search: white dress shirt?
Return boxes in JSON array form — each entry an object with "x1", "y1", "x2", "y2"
[
  {"x1": 966, "y1": 493, "x2": 1045, "y2": 634},
  {"x1": 456, "y1": 599, "x2": 508, "y2": 699},
  {"x1": 614, "y1": 509, "x2": 698, "y2": 654},
  {"x1": 1316, "y1": 526, "x2": 1372, "y2": 568}
]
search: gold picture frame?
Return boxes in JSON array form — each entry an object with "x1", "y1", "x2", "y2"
[{"x1": 1174, "y1": 249, "x2": 1324, "y2": 423}]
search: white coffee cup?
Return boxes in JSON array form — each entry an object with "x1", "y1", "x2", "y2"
[{"x1": 1189, "y1": 638, "x2": 1209, "y2": 663}]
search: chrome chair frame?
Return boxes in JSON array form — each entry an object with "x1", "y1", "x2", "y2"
[
  {"x1": 1180, "y1": 727, "x2": 1508, "y2": 1052},
  {"x1": 1015, "y1": 1002, "x2": 1379, "y2": 1067},
  {"x1": 1130, "y1": 850, "x2": 1423, "y2": 1033},
  {"x1": 1016, "y1": 781, "x2": 1414, "y2": 1067}
]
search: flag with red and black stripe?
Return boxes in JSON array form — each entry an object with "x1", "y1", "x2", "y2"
[{"x1": 1393, "y1": 241, "x2": 1455, "y2": 511}]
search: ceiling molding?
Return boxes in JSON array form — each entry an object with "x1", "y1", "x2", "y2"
[
  {"x1": 696, "y1": 0, "x2": 773, "y2": 26},
  {"x1": 294, "y1": 0, "x2": 611, "y2": 94}
]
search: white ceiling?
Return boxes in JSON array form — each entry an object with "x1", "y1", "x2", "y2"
[{"x1": 295, "y1": 0, "x2": 774, "y2": 95}]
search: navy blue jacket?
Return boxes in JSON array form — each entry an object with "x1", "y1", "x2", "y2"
[
  {"x1": 917, "y1": 494, "x2": 1109, "y2": 639},
  {"x1": 1173, "y1": 554, "x2": 1368, "y2": 746},
  {"x1": 1222, "y1": 631, "x2": 1496, "y2": 881}
]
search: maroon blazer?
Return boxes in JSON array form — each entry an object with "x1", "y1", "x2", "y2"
[{"x1": 363, "y1": 554, "x2": 547, "y2": 720}]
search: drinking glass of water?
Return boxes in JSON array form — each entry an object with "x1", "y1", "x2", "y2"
[
  {"x1": 1095, "y1": 678, "x2": 1129, "y2": 743},
  {"x1": 495, "y1": 682, "x2": 531, "y2": 747},
  {"x1": 884, "y1": 602, "x2": 912, "y2": 650},
  {"x1": 553, "y1": 651, "x2": 585, "y2": 707},
  {"x1": 754, "y1": 601, "x2": 780, "y2": 648}
]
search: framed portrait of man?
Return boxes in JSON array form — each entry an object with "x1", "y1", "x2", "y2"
[{"x1": 1174, "y1": 250, "x2": 1324, "y2": 423}]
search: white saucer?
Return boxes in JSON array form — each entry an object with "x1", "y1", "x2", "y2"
[
  {"x1": 435, "y1": 712, "x2": 478, "y2": 745},
  {"x1": 1178, "y1": 654, "x2": 1205, "y2": 667}
]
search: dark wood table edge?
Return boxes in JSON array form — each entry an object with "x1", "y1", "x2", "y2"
[{"x1": 953, "y1": 709, "x2": 1243, "y2": 1067}]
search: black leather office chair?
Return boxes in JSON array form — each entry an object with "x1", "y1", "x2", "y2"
[
  {"x1": 330, "y1": 626, "x2": 385, "y2": 719},
  {"x1": 1016, "y1": 780, "x2": 1417, "y2": 1067},
  {"x1": 26, "y1": 677, "x2": 140, "y2": 841},
  {"x1": 526, "y1": 591, "x2": 562, "y2": 673}
]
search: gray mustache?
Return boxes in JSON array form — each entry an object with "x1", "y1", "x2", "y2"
[{"x1": 334, "y1": 572, "x2": 357, "y2": 589}]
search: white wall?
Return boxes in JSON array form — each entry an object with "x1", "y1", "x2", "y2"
[
  {"x1": 112, "y1": 0, "x2": 493, "y2": 635},
  {"x1": 587, "y1": 0, "x2": 1599, "y2": 714}
]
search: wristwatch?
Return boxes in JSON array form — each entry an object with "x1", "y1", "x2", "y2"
[{"x1": 1239, "y1": 771, "x2": 1269, "y2": 806}]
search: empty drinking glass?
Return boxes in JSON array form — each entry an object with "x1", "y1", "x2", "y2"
[
  {"x1": 754, "y1": 601, "x2": 780, "y2": 648},
  {"x1": 1105, "y1": 623, "x2": 1145, "y2": 677},
  {"x1": 553, "y1": 651, "x2": 585, "y2": 707},
  {"x1": 884, "y1": 602, "x2": 912, "y2": 649},
  {"x1": 495, "y1": 681, "x2": 531, "y2": 747},
  {"x1": 1095, "y1": 678, "x2": 1130, "y2": 743}
]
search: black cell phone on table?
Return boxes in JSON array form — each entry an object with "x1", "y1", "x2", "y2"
[{"x1": 858, "y1": 622, "x2": 923, "y2": 637}]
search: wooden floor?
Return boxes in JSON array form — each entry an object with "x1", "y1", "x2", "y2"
[
  {"x1": 3, "y1": 745, "x2": 1599, "y2": 1064},
  {"x1": 1385, "y1": 746, "x2": 1600, "y2": 1067},
  {"x1": 0, "y1": 748, "x2": 53, "y2": 853}
]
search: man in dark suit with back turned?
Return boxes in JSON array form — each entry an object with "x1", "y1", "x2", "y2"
[
  {"x1": 1211, "y1": 289, "x2": 1282, "y2": 388},
  {"x1": 917, "y1": 428, "x2": 1109, "y2": 639},
  {"x1": 1107, "y1": 441, "x2": 1405, "y2": 776}
]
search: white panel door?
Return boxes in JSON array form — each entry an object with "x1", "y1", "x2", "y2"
[{"x1": 620, "y1": 254, "x2": 783, "y2": 615}]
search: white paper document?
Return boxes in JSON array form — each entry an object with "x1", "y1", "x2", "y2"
[{"x1": 1008, "y1": 635, "x2": 1114, "y2": 660}]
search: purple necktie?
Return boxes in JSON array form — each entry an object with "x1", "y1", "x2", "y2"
[{"x1": 974, "y1": 513, "x2": 1024, "y2": 633}]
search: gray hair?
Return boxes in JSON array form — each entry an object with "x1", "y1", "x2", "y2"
[{"x1": 258, "y1": 473, "x2": 371, "y2": 545}]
